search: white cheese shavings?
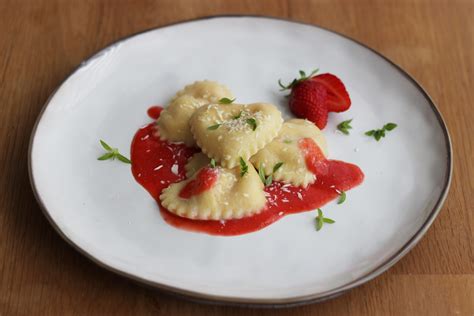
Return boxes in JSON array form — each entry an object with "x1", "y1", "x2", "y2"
[{"x1": 171, "y1": 164, "x2": 179, "y2": 175}]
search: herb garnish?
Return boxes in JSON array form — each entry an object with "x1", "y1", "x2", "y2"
[
  {"x1": 233, "y1": 111, "x2": 242, "y2": 120},
  {"x1": 97, "y1": 140, "x2": 131, "y2": 164},
  {"x1": 239, "y1": 157, "x2": 248, "y2": 177},
  {"x1": 365, "y1": 123, "x2": 397, "y2": 141},
  {"x1": 207, "y1": 123, "x2": 221, "y2": 130},
  {"x1": 258, "y1": 162, "x2": 284, "y2": 186},
  {"x1": 219, "y1": 97, "x2": 235, "y2": 104},
  {"x1": 246, "y1": 118, "x2": 257, "y2": 131},
  {"x1": 337, "y1": 191, "x2": 346, "y2": 204},
  {"x1": 273, "y1": 162, "x2": 284, "y2": 173},
  {"x1": 315, "y1": 209, "x2": 335, "y2": 231},
  {"x1": 210, "y1": 158, "x2": 216, "y2": 168},
  {"x1": 258, "y1": 163, "x2": 266, "y2": 184},
  {"x1": 278, "y1": 68, "x2": 319, "y2": 91},
  {"x1": 337, "y1": 119, "x2": 353, "y2": 135},
  {"x1": 283, "y1": 139, "x2": 292, "y2": 144}
]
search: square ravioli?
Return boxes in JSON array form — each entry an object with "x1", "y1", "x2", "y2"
[
  {"x1": 157, "y1": 80, "x2": 233, "y2": 146},
  {"x1": 160, "y1": 161, "x2": 267, "y2": 220},
  {"x1": 250, "y1": 119, "x2": 328, "y2": 187},
  {"x1": 190, "y1": 102, "x2": 283, "y2": 168}
]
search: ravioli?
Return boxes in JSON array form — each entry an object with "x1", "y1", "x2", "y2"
[
  {"x1": 160, "y1": 162, "x2": 267, "y2": 220},
  {"x1": 157, "y1": 81, "x2": 233, "y2": 146},
  {"x1": 190, "y1": 103, "x2": 283, "y2": 168},
  {"x1": 185, "y1": 152, "x2": 211, "y2": 177},
  {"x1": 250, "y1": 119, "x2": 328, "y2": 187}
]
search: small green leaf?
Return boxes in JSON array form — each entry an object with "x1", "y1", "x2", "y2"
[
  {"x1": 309, "y1": 68, "x2": 319, "y2": 77},
  {"x1": 265, "y1": 174, "x2": 273, "y2": 186},
  {"x1": 374, "y1": 130, "x2": 382, "y2": 141},
  {"x1": 258, "y1": 164, "x2": 266, "y2": 184},
  {"x1": 337, "y1": 191, "x2": 346, "y2": 204},
  {"x1": 283, "y1": 139, "x2": 292, "y2": 144},
  {"x1": 366, "y1": 122, "x2": 398, "y2": 141},
  {"x1": 337, "y1": 119, "x2": 353, "y2": 135},
  {"x1": 278, "y1": 68, "x2": 319, "y2": 91},
  {"x1": 98, "y1": 152, "x2": 114, "y2": 161},
  {"x1": 315, "y1": 209, "x2": 331, "y2": 231},
  {"x1": 207, "y1": 124, "x2": 221, "y2": 130},
  {"x1": 384, "y1": 123, "x2": 397, "y2": 131},
  {"x1": 246, "y1": 118, "x2": 257, "y2": 131},
  {"x1": 278, "y1": 79, "x2": 287, "y2": 90},
  {"x1": 315, "y1": 212, "x2": 323, "y2": 231},
  {"x1": 273, "y1": 162, "x2": 284, "y2": 173},
  {"x1": 233, "y1": 111, "x2": 242, "y2": 120},
  {"x1": 100, "y1": 140, "x2": 112, "y2": 151},
  {"x1": 98, "y1": 140, "x2": 131, "y2": 164},
  {"x1": 116, "y1": 154, "x2": 131, "y2": 164},
  {"x1": 210, "y1": 159, "x2": 216, "y2": 168},
  {"x1": 219, "y1": 97, "x2": 235, "y2": 104},
  {"x1": 239, "y1": 157, "x2": 248, "y2": 177}
]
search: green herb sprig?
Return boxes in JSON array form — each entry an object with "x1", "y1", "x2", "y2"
[
  {"x1": 246, "y1": 118, "x2": 257, "y2": 131},
  {"x1": 278, "y1": 68, "x2": 319, "y2": 91},
  {"x1": 315, "y1": 209, "x2": 335, "y2": 231},
  {"x1": 239, "y1": 157, "x2": 248, "y2": 177},
  {"x1": 97, "y1": 140, "x2": 131, "y2": 164},
  {"x1": 210, "y1": 159, "x2": 216, "y2": 168},
  {"x1": 233, "y1": 111, "x2": 242, "y2": 120},
  {"x1": 219, "y1": 97, "x2": 235, "y2": 104},
  {"x1": 207, "y1": 123, "x2": 221, "y2": 130},
  {"x1": 258, "y1": 162, "x2": 284, "y2": 186},
  {"x1": 337, "y1": 119, "x2": 353, "y2": 135},
  {"x1": 337, "y1": 191, "x2": 346, "y2": 204},
  {"x1": 365, "y1": 123, "x2": 397, "y2": 141}
]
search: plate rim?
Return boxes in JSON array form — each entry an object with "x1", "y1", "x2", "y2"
[{"x1": 28, "y1": 15, "x2": 453, "y2": 307}]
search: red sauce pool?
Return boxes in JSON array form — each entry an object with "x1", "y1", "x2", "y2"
[{"x1": 131, "y1": 107, "x2": 364, "y2": 236}]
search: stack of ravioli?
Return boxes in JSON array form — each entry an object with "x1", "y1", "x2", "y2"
[{"x1": 158, "y1": 81, "x2": 328, "y2": 220}]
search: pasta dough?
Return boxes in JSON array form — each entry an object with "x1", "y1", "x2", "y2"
[
  {"x1": 157, "y1": 81, "x2": 233, "y2": 146},
  {"x1": 160, "y1": 162, "x2": 267, "y2": 220},
  {"x1": 250, "y1": 119, "x2": 328, "y2": 187},
  {"x1": 185, "y1": 152, "x2": 211, "y2": 177},
  {"x1": 190, "y1": 103, "x2": 283, "y2": 168}
]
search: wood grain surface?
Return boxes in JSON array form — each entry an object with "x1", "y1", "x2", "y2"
[{"x1": 0, "y1": 0, "x2": 473, "y2": 315}]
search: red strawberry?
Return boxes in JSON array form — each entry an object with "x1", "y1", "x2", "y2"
[
  {"x1": 311, "y1": 73, "x2": 351, "y2": 112},
  {"x1": 289, "y1": 80, "x2": 328, "y2": 129}
]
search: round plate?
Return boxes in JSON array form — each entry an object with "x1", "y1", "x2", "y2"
[{"x1": 29, "y1": 16, "x2": 452, "y2": 306}]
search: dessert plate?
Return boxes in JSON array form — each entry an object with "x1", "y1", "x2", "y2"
[{"x1": 29, "y1": 16, "x2": 452, "y2": 306}]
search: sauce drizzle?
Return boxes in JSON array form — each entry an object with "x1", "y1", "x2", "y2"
[{"x1": 131, "y1": 107, "x2": 364, "y2": 236}]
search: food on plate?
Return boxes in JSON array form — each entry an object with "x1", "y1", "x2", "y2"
[
  {"x1": 127, "y1": 78, "x2": 363, "y2": 235},
  {"x1": 190, "y1": 102, "x2": 283, "y2": 168},
  {"x1": 161, "y1": 157, "x2": 266, "y2": 220},
  {"x1": 279, "y1": 70, "x2": 351, "y2": 129},
  {"x1": 250, "y1": 119, "x2": 328, "y2": 187},
  {"x1": 365, "y1": 122, "x2": 398, "y2": 141},
  {"x1": 157, "y1": 80, "x2": 233, "y2": 146}
]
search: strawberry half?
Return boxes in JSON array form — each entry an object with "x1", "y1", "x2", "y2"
[
  {"x1": 311, "y1": 73, "x2": 351, "y2": 112},
  {"x1": 289, "y1": 80, "x2": 328, "y2": 129}
]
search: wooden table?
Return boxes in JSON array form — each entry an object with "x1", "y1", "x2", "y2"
[{"x1": 1, "y1": 0, "x2": 472, "y2": 314}]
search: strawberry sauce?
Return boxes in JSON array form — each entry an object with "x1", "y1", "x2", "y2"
[
  {"x1": 131, "y1": 107, "x2": 364, "y2": 236},
  {"x1": 179, "y1": 167, "x2": 218, "y2": 199}
]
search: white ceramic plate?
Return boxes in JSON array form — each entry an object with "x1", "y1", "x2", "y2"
[{"x1": 29, "y1": 16, "x2": 452, "y2": 306}]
